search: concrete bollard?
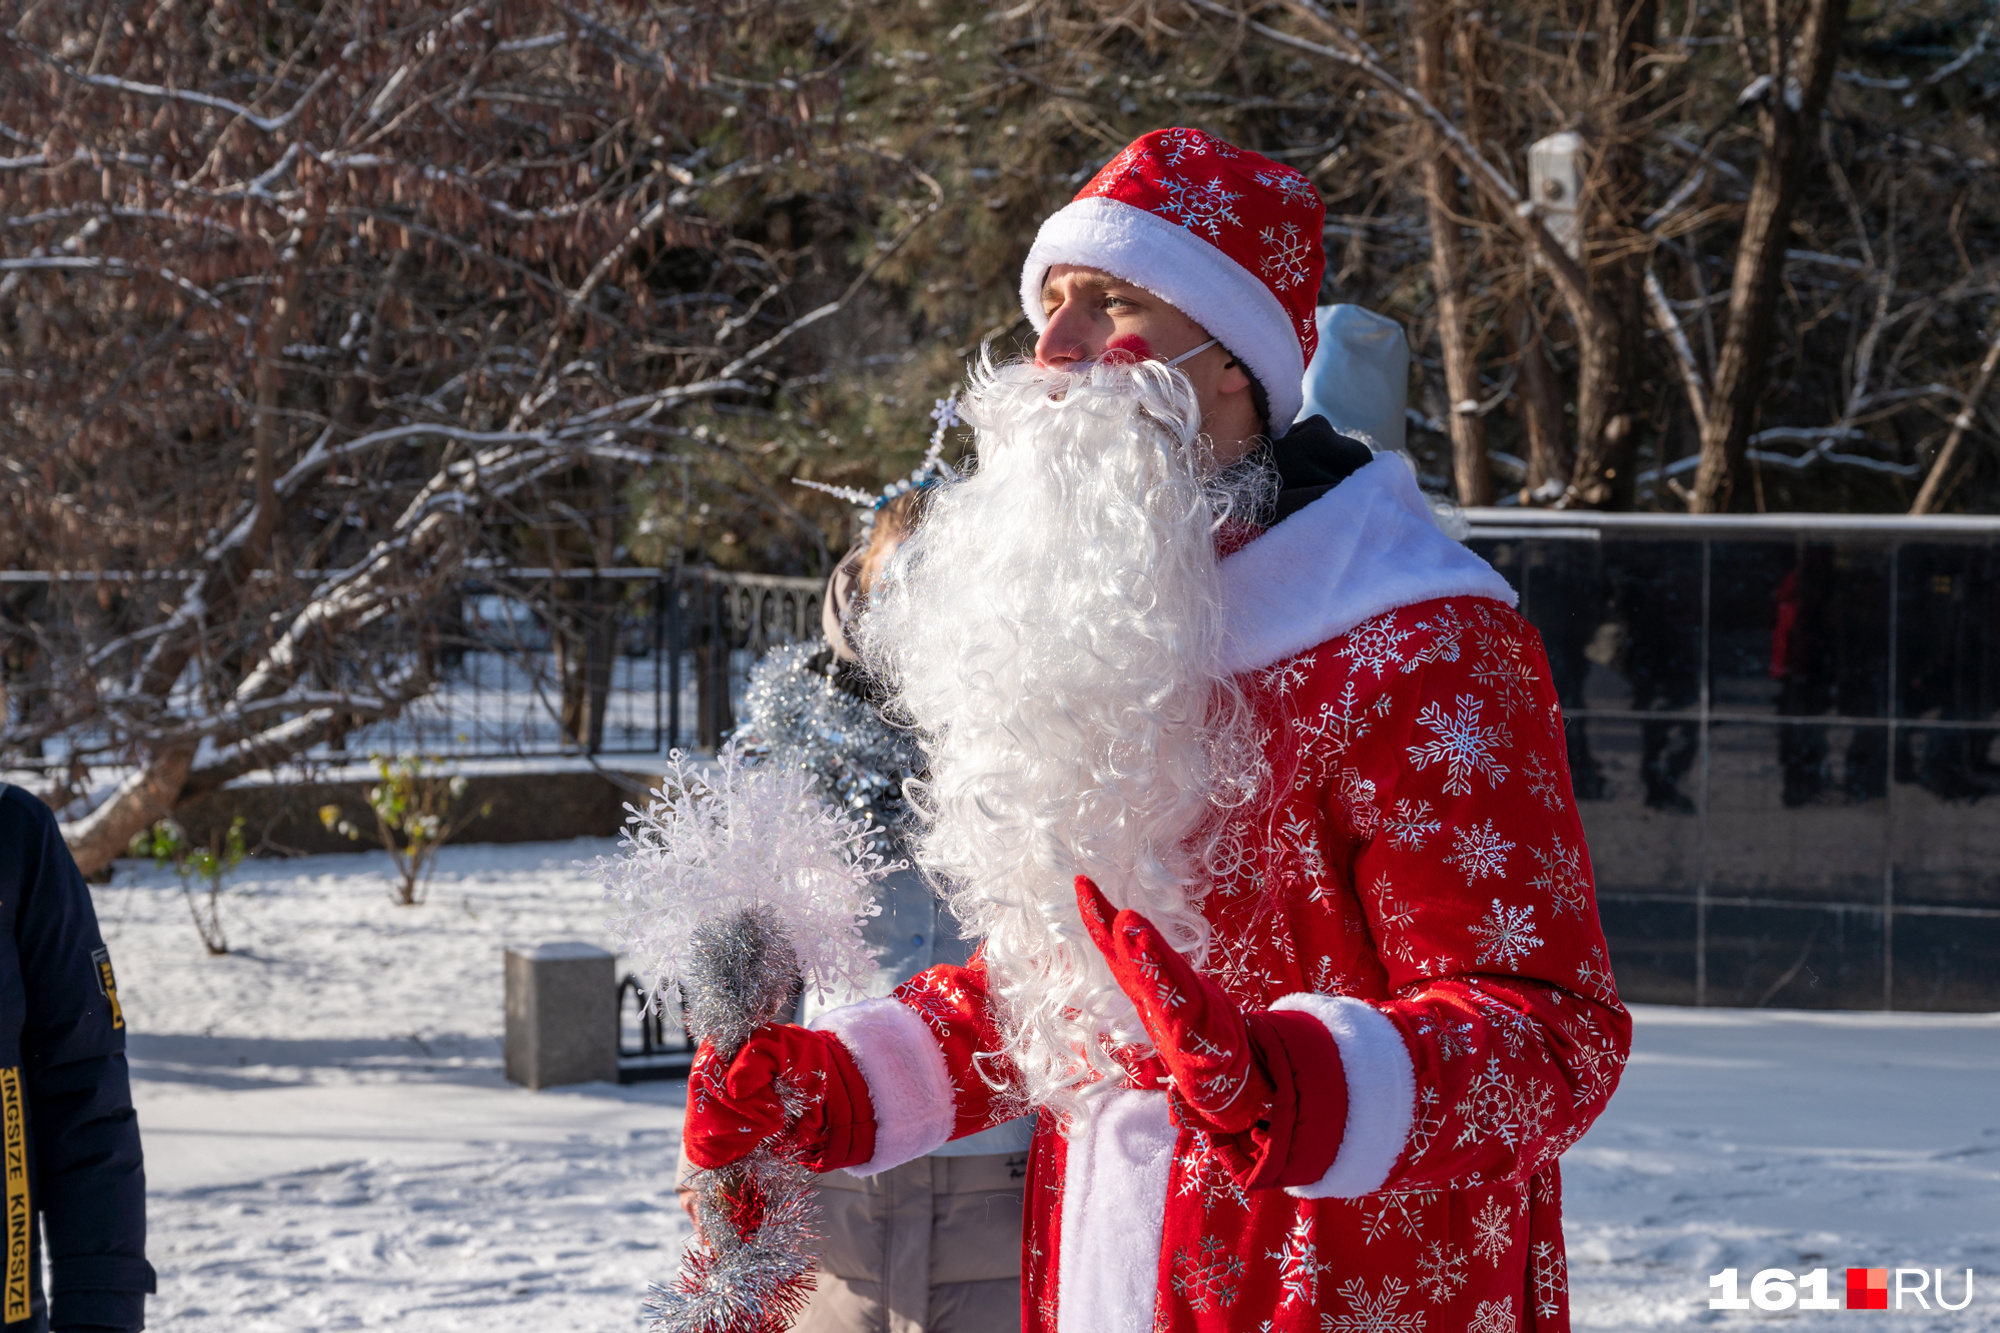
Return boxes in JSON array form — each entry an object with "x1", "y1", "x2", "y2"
[{"x1": 504, "y1": 941, "x2": 618, "y2": 1089}]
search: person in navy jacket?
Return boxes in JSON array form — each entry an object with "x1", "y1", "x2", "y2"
[{"x1": 0, "y1": 786, "x2": 153, "y2": 1331}]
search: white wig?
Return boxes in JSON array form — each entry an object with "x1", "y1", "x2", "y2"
[{"x1": 858, "y1": 355, "x2": 1262, "y2": 1114}]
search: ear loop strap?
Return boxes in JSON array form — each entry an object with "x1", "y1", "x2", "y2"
[{"x1": 1163, "y1": 337, "x2": 1219, "y2": 367}]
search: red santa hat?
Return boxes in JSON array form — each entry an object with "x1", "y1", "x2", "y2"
[{"x1": 1018, "y1": 127, "x2": 1326, "y2": 430}]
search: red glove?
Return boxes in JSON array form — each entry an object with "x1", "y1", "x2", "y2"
[
  {"x1": 683, "y1": 1023, "x2": 877, "y2": 1173},
  {"x1": 1076, "y1": 876, "x2": 1349, "y2": 1189},
  {"x1": 1075, "y1": 875, "x2": 1274, "y2": 1132}
]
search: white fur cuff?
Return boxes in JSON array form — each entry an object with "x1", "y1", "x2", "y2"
[
  {"x1": 810, "y1": 997, "x2": 957, "y2": 1176},
  {"x1": 1271, "y1": 993, "x2": 1416, "y2": 1198}
]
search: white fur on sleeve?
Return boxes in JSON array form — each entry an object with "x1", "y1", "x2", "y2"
[
  {"x1": 1271, "y1": 993, "x2": 1417, "y2": 1199},
  {"x1": 809, "y1": 997, "x2": 957, "y2": 1175}
]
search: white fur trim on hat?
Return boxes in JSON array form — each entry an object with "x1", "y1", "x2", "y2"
[
  {"x1": 810, "y1": 997, "x2": 956, "y2": 1175},
  {"x1": 1270, "y1": 993, "x2": 1417, "y2": 1199},
  {"x1": 1020, "y1": 195, "x2": 1306, "y2": 429}
]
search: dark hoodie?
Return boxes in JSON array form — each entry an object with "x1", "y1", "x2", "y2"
[{"x1": 0, "y1": 787, "x2": 153, "y2": 1331}]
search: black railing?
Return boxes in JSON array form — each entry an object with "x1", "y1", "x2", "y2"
[
  {"x1": 0, "y1": 565, "x2": 822, "y2": 770},
  {"x1": 617, "y1": 972, "x2": 695, "y2": 1083},
  {"x1": 1463, "y1": 508, "x2": 2000, "y2": 1012}
]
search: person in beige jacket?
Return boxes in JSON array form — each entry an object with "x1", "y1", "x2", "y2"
[{"x1": 680, "y1": 489, "x2": 1029, "y2": 1333}]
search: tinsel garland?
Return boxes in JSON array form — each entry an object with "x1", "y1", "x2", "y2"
[
  {"x1": 592, "y1": 746, "x2": 896, "y2": 1333},
  {"x1": 734, "y1": 641, "x2": 922, "y2": 850},
  {"x1": 643, "y1": 906, "x2": 819, "y2": 1333}
]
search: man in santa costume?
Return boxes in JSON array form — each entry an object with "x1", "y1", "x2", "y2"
[{"x1": 684, "y1": 127, "x2": 1631, "y2": 1333}]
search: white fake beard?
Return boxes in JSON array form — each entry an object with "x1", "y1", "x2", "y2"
[{"x1": 858, "y1": 355, "x2": 1267, "y2": 1115}]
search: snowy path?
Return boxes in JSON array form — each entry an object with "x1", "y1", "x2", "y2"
[
  {"x1": 1566, "y1": 1008, "x2": 2000, "y2": 1328},
  {"x1": 95, "y1": 840, "x2": 1999, "y2": 1330}
]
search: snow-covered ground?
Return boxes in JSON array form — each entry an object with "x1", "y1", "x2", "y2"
[{"x1": 95, "y1": 840, "x2": 2000, "y2": 1330}]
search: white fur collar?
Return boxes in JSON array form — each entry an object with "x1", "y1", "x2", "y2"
[{"x1": 1218, "y1": 455, "x2": 1518, "y2": 676}]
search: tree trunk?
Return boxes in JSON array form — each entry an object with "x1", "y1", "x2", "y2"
[
  {"x1": 1690, "y1": 0, "x2": 1851, "y2": 512},
  {"x1": 1561, "y1": 0, "x2": 1657, "y2": 508},
  {"x1": 61, "y1": 744, "x2": 197, "y2": 878},
  {"x1": 1910, "y1": 326, "x2": 2000, "y2": 514},
  {"x1": 556, "y1": 578, "x2": 619, "y2": 753},
  {"x1": 1512, "y1": 298, "x2": 1571, "y2": 497},
  {"x1": 1414, "y1": 0, "x2": 1492, "y2": 507}
]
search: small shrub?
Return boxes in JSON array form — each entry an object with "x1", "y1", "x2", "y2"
[
  {"x1": 130, "y1": 816, "x2": 246, "y2": 955},
  {"x1": 320, "y1": 753, "x2": 491, "y2": 905}
]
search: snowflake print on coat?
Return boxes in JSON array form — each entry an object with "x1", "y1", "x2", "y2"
[
  {"x1": 1468, "y1": 628, "x2": 1543, "y2": 725},
  {"x1": 1469, "y1": 900, "x2": 1544, "y2": 968},
  {"x1": 1336, "y1": 613, "x2": 1417, "y2": 678},
  {"x1": 1382, "y1": 798, "x2": 1442, "y2": 849},
  {"x1": 1408, "y1": 695, "x2": 1510, "y2": 795},
  {"x1": 1177, "y1": 1131, "x2": 1252, "y2": 1214},
  {"x1": 1355, "y1": 1186, "x2": 1437, "y2": 1245},
  {"x1": 1466, "y1": 1298, "x2": 1518, "y2": 1333},
  {"x1": 1414, "y1": 1241, "x2": 1469, "y2": 1305},
  {"x1": 1454, "y1": 1058, "x2": 1558, "y2": 1161},
  {"x1": 1446, "y1": 820, "x2": 1516, "y2": 884},
  {"x1": 884, "y1": 598, "x2": 1627, "y2": 1333},
  {"x1": 1528, "y1": 839, "x2": 1591, "y2": 917},
  {"x1": 1469, "y1": 1194, "x2": 1515, "y2": 1264},
  {"x1": 1172, "y1": 1235, "x2": 1245, "y2": 1312},
  {"x1": 1326, "y1": 1277, "x2": 1426, "y2": 1333},
  {"x1": 1521, "y1": 750, "x2": 1566, "y2": 811},
  {"x1": 1298, "y1": 681, "x2": 1393, "y2": 785},
  {"x1": 1531, "y1": 1240, "x2": 1569, "y2": 1319},
  {"x1": 1329, "y1": 769, "x2": 1383, "y2": 841},
  {"x1": 1156, "y1": 175, "x2": 1243, "y2": 237},
  {"x1": 1266, "y1": 1211, "x2": 1329, "y2": 1310}
]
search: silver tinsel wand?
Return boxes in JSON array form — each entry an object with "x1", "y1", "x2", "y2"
[{"x1": 593, "y1": 745, "x2": 895, "y2": 1333}]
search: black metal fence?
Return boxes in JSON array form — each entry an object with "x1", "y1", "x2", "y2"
[
  {"x1": 1464, "y1": 509, "x2": 2000, "y2": 1012},
  {"x1": 352, "y1": 565, "x2": 824, "y2": 760},
  {"x1": 0, "y1": 565, "x2": 822, "y2": 771}
]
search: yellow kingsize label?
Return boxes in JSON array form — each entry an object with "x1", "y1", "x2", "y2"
[
  {"x1": 1, "y1": 1067, "x2": 27, "y2": 1323},
  {"x1": 94, "y1": 954, "x2": 124, "y2": 1031}
]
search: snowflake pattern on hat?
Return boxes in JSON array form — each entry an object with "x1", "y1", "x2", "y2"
[
  {"x1": 1158, "y1": 175, "x2": 1244, "y2": 238},
  {"x1": 1158, "y1": 126, "x2": 1240, "y2": 164}
]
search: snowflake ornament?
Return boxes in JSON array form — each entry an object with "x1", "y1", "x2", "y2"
[{"x1": 592, "y1": 743, "x2": 890, "y2": 1014}]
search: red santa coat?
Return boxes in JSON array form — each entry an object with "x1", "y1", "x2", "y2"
[{"x1": 810, "y1": 456, "x2": 1631, "y2": 1333}]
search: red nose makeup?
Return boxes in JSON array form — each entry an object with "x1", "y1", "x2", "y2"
[{"x1": 1102, "y1": 334, "x2": 1154, "y2": 364}]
